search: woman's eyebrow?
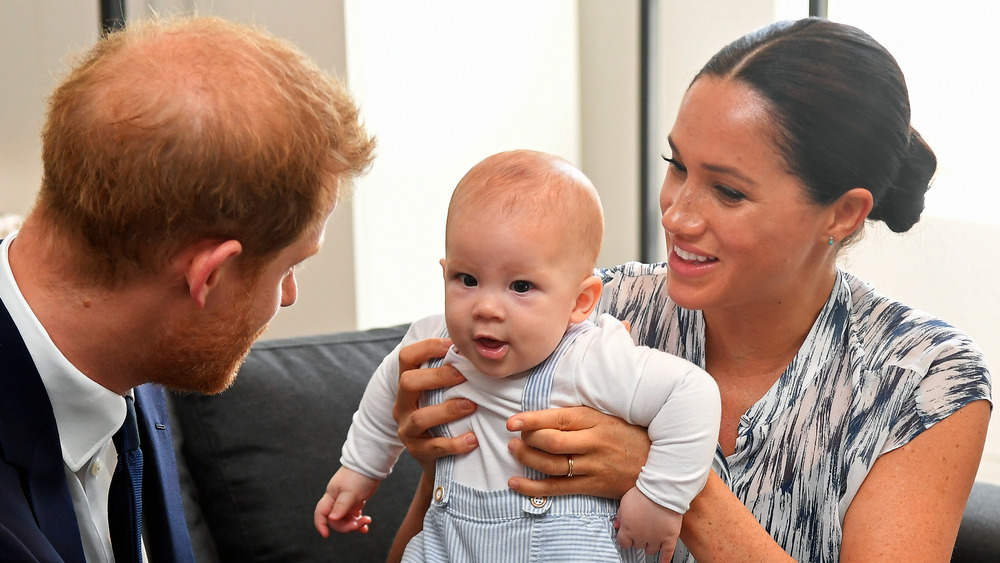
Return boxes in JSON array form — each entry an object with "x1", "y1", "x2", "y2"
[{"x1": 667, "y1": 136, "x2": 757, "y2": 186}]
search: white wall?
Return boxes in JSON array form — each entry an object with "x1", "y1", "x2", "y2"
[
  {"x1": 344, "y1": 0, "x2": 583, "y2": 329},
  {"x1": 0, "y1": 1, "x2": 97, "y2": 216},
  {"x1": 579, "y1": 1, "x2": 641, "y2": 270}
]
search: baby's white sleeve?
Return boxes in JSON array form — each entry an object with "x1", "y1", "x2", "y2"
[
  {"x1": 339, "y1": 315, "x2": 446, "y2": 480},
  {"x1": 631, "y1": 348, "x2": 720, "y2": 513},
  {"x1": 570, "y1": 315, "x2": 721, "y2": 513}
]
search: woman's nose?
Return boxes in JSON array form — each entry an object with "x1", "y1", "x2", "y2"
[{"x1": 660, "y1": 179, "x2": 704, "y2": 235}]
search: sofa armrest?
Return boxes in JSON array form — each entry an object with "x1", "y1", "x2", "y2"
[{"x1": 169, "y1": 324, "x2": 419, "y2": 562}]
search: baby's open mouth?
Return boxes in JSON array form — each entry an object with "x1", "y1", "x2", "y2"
[{"x1": 474, "y1": 337, "x2": 509, "y2": 359}]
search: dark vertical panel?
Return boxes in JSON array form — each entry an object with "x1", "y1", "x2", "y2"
[
  {"x1": 810, "y1": 0, "x2": 829, "y2": 18},
  {"x1": 639, "y1": 0, "x2": 659, "y2": 263},
  {"x1": 101, "y1": 0, "x2": 126, "y2": 35}
]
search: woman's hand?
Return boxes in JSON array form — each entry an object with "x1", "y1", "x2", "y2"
[
  {"x1": 393, "y1": 337, "x2": 478, "y2": 473},
  {"x1": 505, "y1": 406, "x2": 651, "y2": 499}
]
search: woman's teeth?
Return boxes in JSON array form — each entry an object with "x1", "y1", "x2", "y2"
[{"x1": 674, "y1": 245, "x2": 713, "y2": 262}]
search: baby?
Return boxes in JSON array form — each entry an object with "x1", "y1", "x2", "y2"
[{"x1": 314, "y1": 150, "x2": 721, "y2": 562}]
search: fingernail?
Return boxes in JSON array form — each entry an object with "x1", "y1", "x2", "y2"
[
  {"x1": 460, "y1": 399, "x2": 475, "y2": 411},
  {"x1": 508, "y1": 478, "x2": 519, "y2": 490},
  {"x1": 465, "y1": 434, "x2": 478, "y2": 446},
  {"x1": 508, "y1": 418, "x2": 523, "y2": 431}
]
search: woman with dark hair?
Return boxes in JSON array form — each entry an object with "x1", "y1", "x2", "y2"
[{"x1": 390, "y1": 18, "x2": 991, "y2": 561}]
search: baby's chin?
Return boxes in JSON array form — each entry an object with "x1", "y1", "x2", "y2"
[{"x1": 463, "y1": 353, "x2": 535, "y2": 379}]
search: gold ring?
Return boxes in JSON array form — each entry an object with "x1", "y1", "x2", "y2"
[{"x1": 566, "y1": 455, "x2": 574, "y2": 478}]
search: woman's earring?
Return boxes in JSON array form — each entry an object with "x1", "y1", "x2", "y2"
[{"x1": 828, "y1": 236, "x2": 835, "y2": 246}]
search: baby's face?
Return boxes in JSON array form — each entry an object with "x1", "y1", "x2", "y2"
[{"x1": 442, "y1": 214, "x2": 586, "y2": 378}]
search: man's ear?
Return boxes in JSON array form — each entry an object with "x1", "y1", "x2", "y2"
[
  {"x1": 569, "y1": 275, "x2": 603, "y2": 324},
  {"x1": 440, "y1": 258, "x2": 447, "y2": 279},
  {"x1": 185, "y1": 240, "x2": 243, "y2": 309},
  {"x1": 827, "y1": 187, "x2": 874, "y2": 243}
]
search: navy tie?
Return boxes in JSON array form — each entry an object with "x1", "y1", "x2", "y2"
[{"x1": 109, "y1": 395, "x2": 143, "y2": 563}]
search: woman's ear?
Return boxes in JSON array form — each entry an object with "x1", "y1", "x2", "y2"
[
  {"x1": 569, "y1": 275, "x2": 603, "y2": 324},
  {"x1": 184, "y1": 240, "x2": 243, "y2": 308},
  {"x1": 828, "y1": 187, "x2": 874, "y2": 243}
]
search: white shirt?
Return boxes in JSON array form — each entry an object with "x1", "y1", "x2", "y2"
[{"x1": 0, "y1": 233, "x2": 144, "y2": 562}]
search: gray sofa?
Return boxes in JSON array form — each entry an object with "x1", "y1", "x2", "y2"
[
  {"x1": 168, "y1": 324, "x2": 999, "y2": 562},
  {"x1": 169, "y1": 324, "x2": 418, "y2": 562}
]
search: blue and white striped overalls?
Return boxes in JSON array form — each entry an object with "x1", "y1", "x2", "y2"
[{"x1": 401, "y1": 323, "x2": 646, "y2": 562}]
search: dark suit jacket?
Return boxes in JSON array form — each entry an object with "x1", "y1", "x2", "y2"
[{"x1": 0, "y1": 296, "x2": 195, "y2": 562}]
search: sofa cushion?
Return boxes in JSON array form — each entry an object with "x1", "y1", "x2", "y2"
[{"x1": 170, "y1": 324, "x2": 418, "y2": 562}]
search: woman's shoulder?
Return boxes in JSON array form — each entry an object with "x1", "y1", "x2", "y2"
[{"x1": 841, "y1": 270, "x2": 987, "y2": 373}]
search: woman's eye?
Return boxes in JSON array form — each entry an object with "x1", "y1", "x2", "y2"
[
  {"x1": 458, "y1": 274, "x2": 478, "y2": 287},
  {"x1": 715, "y1": 184, "x2": 746, "y2": 202},
  {"x1": 510, "y1": 280, "x2": 532, "y2": 293},
  {"x1": 661, "y1": 154, "x2": 687, "y2": 173}
]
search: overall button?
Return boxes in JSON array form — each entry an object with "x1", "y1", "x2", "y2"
[
  {"x1": 530, "y1": 496, "x2": 547, "y2": 508},
  {"x1": 434, "y1": 486, "x2": 445, "y2": 502}
]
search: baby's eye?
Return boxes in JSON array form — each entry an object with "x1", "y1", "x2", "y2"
[
  {"x1": 510, "y1": 280, "x2": 533, "y2": 293},
  {"x1": 458, "y1": 274, "x2": 478, "y2": 287}
]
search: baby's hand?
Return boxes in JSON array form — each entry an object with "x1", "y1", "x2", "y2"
[
  {"x1": 313, "y1": 467, "x2": 380, "y2": 537},
  {"x1": 615, "y1": 486, "x2": 682, "y2": 562}
]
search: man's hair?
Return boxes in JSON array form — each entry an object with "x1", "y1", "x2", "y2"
[
  {"x1": 37, "y1": 16, "x2": 375, "y2": 285},
  {"x1": 446, "y1": 150, "x2": 604, "y2": 273}
]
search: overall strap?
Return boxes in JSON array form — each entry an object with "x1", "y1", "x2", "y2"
[
  {"x1": 521, "y1": 321, "x2": 593, "y2": 479},
  {"x1": 418, "y1": 327, "x2": 459, "y2": 504},
  {"x1": 520, "y1": 322, "x2": 595, "y2": 516}
]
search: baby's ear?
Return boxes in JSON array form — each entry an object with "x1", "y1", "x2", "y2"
[{"x1": 569, "y1": 275, "x2": 603, "y2": 323}]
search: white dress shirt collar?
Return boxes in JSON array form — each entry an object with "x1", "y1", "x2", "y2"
[{"x1": 0, "y1": 233, "x2": 126, "y2": 472}]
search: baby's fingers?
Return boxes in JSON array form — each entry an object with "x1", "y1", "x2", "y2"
[
  {"x1": 313, "y1": 494, "x2": 335, "y2": 537},
  {"x1": 326, "y1": 510, "x2": 372, "y2": 535},
  {"x1": 330, "y1": 491, "x2": 360, "y2": 521}
]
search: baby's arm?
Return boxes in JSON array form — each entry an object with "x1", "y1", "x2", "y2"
[
  {"x1": 572, "y1": 316, "x2": 721, "y2": 556},
  {"x1": 314, "y1": 466, "x2": 380, "y2": 537},
  {"x1": 616, "y1": 487, "x2": 682, "y2": 562},
  {"x1": 615, "y1": 348, "x2": 719, "y2": 559},
  {"x1": 316, "y1": 316, "x2": 451, "y2": 538}
]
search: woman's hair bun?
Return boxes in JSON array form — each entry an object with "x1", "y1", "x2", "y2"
[{"x1": 869, "y1": 129, "x2": 936, "y2": 233}]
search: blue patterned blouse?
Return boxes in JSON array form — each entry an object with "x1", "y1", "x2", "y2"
[{"x1": 595, "y1": 262, "x2": 992, "y2": 562}]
